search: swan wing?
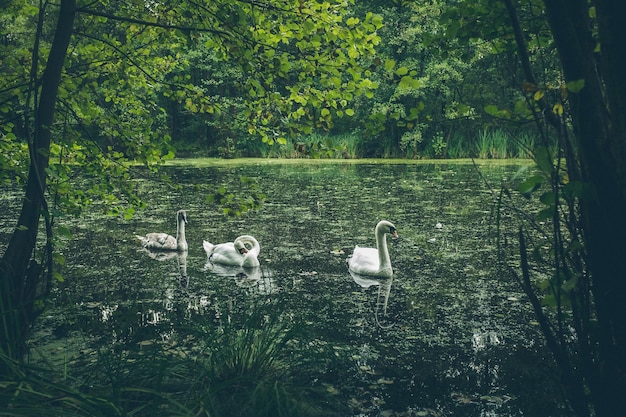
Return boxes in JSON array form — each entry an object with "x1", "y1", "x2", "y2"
[
  {"x1": 138, "y1": 233, "x2": 177, "y2": 250},
  {"x1": 136, "y1": 210, "x2": 187, "y2": 252},
  {"x1": 348, "y1": 246, "x2": 392, "y2": 277},
  {"x1": 347, "y1": 220, "x2": 396, "y2": 278},
  {"x1": 348, "y1": 246, "x2": 380, "y2": 272},
  {"x1": 207, "y1": 242, "x2": 244, "y2": 266},
  {"x1": 203, "y1": 240, "x2": 215, "y2": 255}
]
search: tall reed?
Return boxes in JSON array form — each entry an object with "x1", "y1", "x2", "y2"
[
  {"x1": 511, "y1": 131, "x2": 535, "y2": 158},
  {"x1": 184, "y1": 313, "x2": 324, "y2": 417},
  {"x1": 475, "y1": 129, "x2": 513, "y2": 159},
  {"x1": 446, "y1": 133, "x2": 469, "y2": 158}
]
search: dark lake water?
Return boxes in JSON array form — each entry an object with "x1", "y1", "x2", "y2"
[{"x1": 1, "y1": 160, "x2": 567, "y2": 416}]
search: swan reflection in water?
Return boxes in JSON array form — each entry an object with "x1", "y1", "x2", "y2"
[
  {"x1": 140, "y1": 248, "x2": 189, "y2": 287},
  {"x1": 203, "y1": 261, "x2": 276, "y2": 295},
  {"x1": 349, "y1": 269, "x2": 394, "y2": 328}
]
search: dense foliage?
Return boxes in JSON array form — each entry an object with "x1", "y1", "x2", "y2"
[{"x1": 168, "y1": 0, "x2": 558, "y2": 158}]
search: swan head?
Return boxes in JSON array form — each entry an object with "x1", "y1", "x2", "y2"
[
  {"x1": 234, "y1": 240, "x2": 248, "y2": 254},
  {"x1": 376, "y1": 220, "x2": 398, "y2": 238},
  {"x1": 177, "y1": 210, "x2": 188, "y2": 224}
]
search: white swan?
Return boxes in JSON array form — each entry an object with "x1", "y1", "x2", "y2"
[
  {"x1": 202, "y1": 235, "x2": 260, "y2": 267},
  {"x1": 347, "y1": 220, "x2": 398, "y2": 277},
  {"x1": 136, "y1": 210, "x2": 188, "y2": 251}
]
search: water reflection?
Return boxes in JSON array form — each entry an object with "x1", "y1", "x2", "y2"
[
  {"x1": 349, "y1": 269, "x2": 394, "y2": 328},
  {"x1": 99, "y1": 304, "x2": 118, "y2": 322},
  {"x1": 139, "y1": 248, "x2": 189, "y2": 286},
  {"x1": 178, "y1": 251, "x2": 188, "y2": 286},
  {"x1": 203, "y1": 261, "x2": 277, "y2": 295},
  {"x1": 471, "y1": 329, "x2": 504, "y2": 352},
  {"x1": 186, "y1": 293, "x2": 220, "y2": 317}
]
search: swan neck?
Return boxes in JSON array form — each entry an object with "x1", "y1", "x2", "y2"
[
  {"x1": 235, "y1": 235, "x2": 259, "y2": 266},
  {"x1": 176, "y1": 217, "x2": 187, "y2": 250},
  {"x1": 237, "y1": 235, "x2": 260, "y2": 256},
  {"x1": 249, "y1": 237, "x2": 260, "y2": 256},
  {"x1": 376, "y1": 227, "x2": 391, "y2": 270},
  {"x1": 178, "y1": 251, "x2": 188, "y2": 276},
  {"x1": 176, "y1": 217, "x2": 186, "y2": 240}
]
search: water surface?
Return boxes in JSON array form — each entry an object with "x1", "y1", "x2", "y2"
[{"x1": 7, "y1": 160, "x2": 564, "y2": 416}]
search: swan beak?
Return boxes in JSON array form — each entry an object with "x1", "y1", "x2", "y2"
[
  {"x1": 392, "y1": 231, "x2": 399, "y2": 238},
  {"x1": 239, "y1": 247, "x2": 248, "y2": 254}
]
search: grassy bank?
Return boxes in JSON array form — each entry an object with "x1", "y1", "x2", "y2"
[
  {"x1": 165, "y1": 156, "x2": 534, "y2": 168},
  {"x1": 172, "y1": 129, "x2": 541, "y2": 160}
]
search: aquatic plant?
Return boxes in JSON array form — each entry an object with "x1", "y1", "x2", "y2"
[
  {"x1": 289, "y1": 133, "x2": 360, "y2": 159},
  {"x1": 475, "y1": 129, "x2": 508, "y2": 158},
  {"x1": 0, "y1": 350, "x2": 119, "y2": 416},
  {"x1": 182, "y1": 314, "x2": 326, "y2": 417},
  {"x1": 446, "y1": 132, "x2": 470, "y2": 158},
  {"x1": 0, "y1": 314, "x2": 328, "y2": 417},
  {"x1": 510, "y1": 131, "x2": 536, "y2": 158}
]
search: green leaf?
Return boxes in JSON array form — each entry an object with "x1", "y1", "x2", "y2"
[
  {"x1": 562, "y1": 275, "x2": 579, "y2": 292},
  {"x1": 384, "y1": 59, "x2": 396, "y2": 71},
  {"x1": 541, "y1": 294, "x2": 557, "y2": 307},
  {"x1": 53, "y1": 252, "x2": 66, "y2": 266},
  {"x1": 398, "y1": 76, "x2": 419, "y2": 89},
  {"x1": 484, "y1": 105, "x2": 499, "y2": 116},
  {"x1": 346, "y1": 17, "x2": 360, "y2": 27},
  {"x1": 517, "y1": 175, "x2": 543, "y2": 198},
  {"x1": 537, "y1": 206, "x2": 555, "y2": 221},
  {"x1": 53, "y1": 271, "x2": 64, "y2": 283},
  {"x1": 566, "y1": 79, "x2": 585, "y2": 93},
  {"x1": 539, "y1": 191, "x2": 556, "y2": 206},
  {"x1": 534, "y1": 146, "x2": 553, "y2": 175},
  {"x1": 57, "y1": 226, "x2": 73, "y2": 238},
  {"x1": 563, "y1": 180, "x2": 591, "y2": 200},
  {"x1": 395, "y1": 66, "x2": 408, "y2": 76}
]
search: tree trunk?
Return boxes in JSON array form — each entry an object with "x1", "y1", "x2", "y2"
[
  {"x1": 0, "y1": 0, "x2": 76, "y2": 358},
  {"x1": 542, "y1": 0, "x2": 626, "y2": 415}
]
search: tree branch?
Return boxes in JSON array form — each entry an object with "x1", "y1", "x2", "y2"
[{"x1": 77, "y1": 8, "x2": 233, "y2": 37}]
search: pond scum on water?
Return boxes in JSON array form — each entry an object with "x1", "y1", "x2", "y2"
[{"x1": 0, "y1": 159, "x2": 565, "y2": 417}]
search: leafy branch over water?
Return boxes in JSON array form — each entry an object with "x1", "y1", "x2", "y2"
[{"x1": 206, "y1": 176, "x2": 266, "y2": 217}]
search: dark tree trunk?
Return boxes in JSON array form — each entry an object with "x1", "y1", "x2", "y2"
[
  {"x1": 0, "y1": 0, "x2": 76, "y2": 358},
  {"x1": 541, "y1": 0, "x2": 626, "y2": 415}
]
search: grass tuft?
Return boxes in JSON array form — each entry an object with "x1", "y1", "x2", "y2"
[{"x1": 1, "y1": 311, "x2": 328, "y2": 417}]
